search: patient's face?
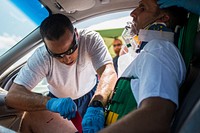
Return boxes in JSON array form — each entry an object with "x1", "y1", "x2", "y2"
[{"x1": 130, "y1": 0, "x2": 161, "y2": 34}]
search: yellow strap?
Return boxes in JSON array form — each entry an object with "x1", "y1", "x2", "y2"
[{"x1": 106, "y1": 111, "x2": 119, "y2": 125}]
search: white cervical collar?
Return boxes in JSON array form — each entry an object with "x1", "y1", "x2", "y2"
[{"x1": 138, "y1": 29, "x2": 174, "y2": 43}]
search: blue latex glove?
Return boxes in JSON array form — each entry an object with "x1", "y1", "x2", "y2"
[
  {"x1": 82, "y1": 107, "x2": 105, "y2": 133},
  {"x1": 157, "y1": 0, "x2": 200, "y2": 15},
  {"x1": 46, "y1": 97, "x2": 77, "y2": 120}
]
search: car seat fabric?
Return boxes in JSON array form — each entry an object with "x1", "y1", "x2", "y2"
[
  {"x1": 179, "y1": 99, "x2": 200, "y2": 133},
  {"x1": 178, "y1": 31, "x2": 200, "y2": 106},
  {"x1": 171, "y1": 31, "x2": 200, "y2": 133},
  {"x1": 177, "y1": 13, "x2": 199, "y2": 70},
  {"x1": 171, "y1": 68, "x2": 200, "y2": 133}
]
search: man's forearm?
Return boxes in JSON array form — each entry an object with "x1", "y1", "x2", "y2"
[
  {"x1": 92, "y1": 64, "x2": 117, "y2": 107},
  {"x1": 5, "y1": 83, "x2": 50, "y2": 111}
]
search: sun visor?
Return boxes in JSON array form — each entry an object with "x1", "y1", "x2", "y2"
[{"x1": 56, "y1": 0, "x2": 95, "y2": 13}]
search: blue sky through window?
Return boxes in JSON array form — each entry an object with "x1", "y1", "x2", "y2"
[{"x1": 0, "y1": 0, "x2": 48, "y2": 56}]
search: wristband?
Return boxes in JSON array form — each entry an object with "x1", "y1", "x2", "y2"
[{"x1": 89, "y1": 100, "x2": 104, "y2": 108}]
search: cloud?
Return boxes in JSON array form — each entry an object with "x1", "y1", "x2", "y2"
[
  {"x1": 10, "y1": 11, "x2": 29, "y2": 23},
  {"x1": 0, "y1": 33, "x2": 22, "y2": 49}
]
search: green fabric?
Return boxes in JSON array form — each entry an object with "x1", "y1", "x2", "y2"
[
  {"x1": 96, "y1": 28, "x2": 124, "y2": 38},
  {"x1": 178, "y1": 13, "x2": 199, "y2": 70},
  {"x1": 107, "y1": 77, "x2": 137, "y2": 120}
]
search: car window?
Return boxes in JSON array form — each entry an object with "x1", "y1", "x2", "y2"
[
  {"x1": 75, "y1": 10, "x2": 132, "y2": 57},
  {"x1": 0, "y1": 0, "x2": 49, "y2": 57},
  {"x1": 74, "y1": 10, "x2": 132, "y2": 29},
  {"x1": 0, "y1": 0, "x2": 49, "y2": 93}
]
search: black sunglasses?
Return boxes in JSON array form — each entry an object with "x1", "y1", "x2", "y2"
[{"x1": 45, "y1": 33, "x2": 78, "y2": 58}]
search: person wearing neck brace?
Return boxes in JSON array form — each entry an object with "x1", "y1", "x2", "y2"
[
  {"x1": 118, "y1": 21, "x2": 174, "y2": 77},
  {"x1": 93, "y1": 0, "x2": 188, "y2": 132}
]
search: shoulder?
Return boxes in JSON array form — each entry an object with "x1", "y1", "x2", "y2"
[
  {"x1": 35, "y1": 45, "x2": 47, "y2": 55},
  {"x1": 28, "y1": 45, "x2": 51, "y2": 65},
  {"x1": 33, "y1": 45, "x2": 49, "y2": 58},
  {"x1": 78, "y1": 29, "x2": 99, "y2": 35},
  {"x1": 143, "y1": 39, "x2": 178, "y2": 53},
  {"x1": 78, "y1": 29, "x2": 104, "y2": 50},
  {"x1": 78, "y1": 29, "x2": 102, "y2": 40}
]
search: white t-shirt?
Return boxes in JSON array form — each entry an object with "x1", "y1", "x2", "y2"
[
  {"x1": 117, "y1": 52, "x2": 138, "y2": 77},
  {"x1": 14, "y1": 29, "x2": 112, "y2": 99},
  {"x1": 121, "y1": 39, "x2": 186, "y2": 107}
]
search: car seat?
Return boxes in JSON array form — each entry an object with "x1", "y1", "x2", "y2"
[{"x1": 171, "y1": 28, "x2": 200, "y2": 133}]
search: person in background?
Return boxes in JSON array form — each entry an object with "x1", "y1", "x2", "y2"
[
  {"x1": 82, "y1": 0, "x2": 188, "y2": 132},
  {"x1": 157, "y1": 0, "x2": 200, "y2": 15},
  {"x1": 5, "y1": 14, "x2": 117, "y2": 133},
  {"x1": 112, "y1": 38, "x2": 123, "y2": 75}
]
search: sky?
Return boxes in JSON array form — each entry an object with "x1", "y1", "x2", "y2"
[
  {"x1": 0, "y1": 0, "x2": 41, "y2": 55},
  {"x1": 0, "y1": 0, "x2": 36, "y2": 36}
]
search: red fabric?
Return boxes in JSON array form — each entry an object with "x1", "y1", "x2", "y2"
[{"x1": 71, "y1": 111, "x2": 82, "y2": 133}]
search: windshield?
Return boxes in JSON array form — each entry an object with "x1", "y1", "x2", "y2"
[{"x1": 0, "y1": 0, "x2": 49, "y2": 56}]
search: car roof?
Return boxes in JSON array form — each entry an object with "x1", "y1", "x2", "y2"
[{"x1": 40, "y1": 0, "x2": 139, "y2": 23}]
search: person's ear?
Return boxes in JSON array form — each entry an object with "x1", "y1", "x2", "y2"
[{"x1": 158, "y1": 13, "x2": 170, "y2": 23}]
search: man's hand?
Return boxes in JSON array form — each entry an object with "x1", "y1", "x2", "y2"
[
  {"x1": 46, "y1": 97, "x2": 77, "y2": 120},
  {"x1": 157, "y1": 0, "x2": 200, "y2": 15},
  {"x1": 82, "y1": 107, "x2": 105, "y2": 133}
]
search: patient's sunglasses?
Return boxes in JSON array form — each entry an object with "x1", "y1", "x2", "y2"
[{"x1": 45, "y1": 33, "x2": 78, "y2": 58}]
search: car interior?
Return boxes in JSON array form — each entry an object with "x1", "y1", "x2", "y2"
[
  {"x1": 0, "y1": 0, "x2": 200, "y2": 132},
  {"x1": 171, "y1": 28, "x2": 200, "y2": 133},
  {"x1": 169, "y1": 13, "x2": 200, "y2": 133}
]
